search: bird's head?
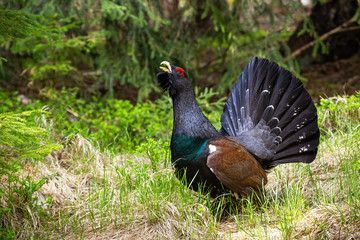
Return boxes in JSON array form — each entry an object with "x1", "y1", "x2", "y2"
[{"x1": 156, "y1": 61, "x2": 192, "y2": 96}]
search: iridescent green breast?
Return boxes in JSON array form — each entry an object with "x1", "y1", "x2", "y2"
[{"x1": 171, "y1": 135, "x2": 209, "y2": 162}]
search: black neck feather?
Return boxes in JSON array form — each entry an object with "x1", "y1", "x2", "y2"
[{"x1": 171, "y1": 88, "x2": 220, "y2": 140}]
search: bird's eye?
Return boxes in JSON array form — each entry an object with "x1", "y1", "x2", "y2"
[{"x1": 176, "y1": 67, "x2": 185, "y2": 77}]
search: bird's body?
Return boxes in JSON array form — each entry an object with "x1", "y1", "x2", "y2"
[{"x1": 157, "y1": 57, "x2": 319, "y2": 197}]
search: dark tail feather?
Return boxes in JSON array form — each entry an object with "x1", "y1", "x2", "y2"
[{"x1": 220, "y1": 57, "x2": 319, "y2": 170}]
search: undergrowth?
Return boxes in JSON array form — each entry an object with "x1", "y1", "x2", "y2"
[
  {"x1": 0, "y1": 87, "x2": 223, "y2": 153},
  {"x1": 0, "y1": 90, "x2": 359, "y2": 239}
]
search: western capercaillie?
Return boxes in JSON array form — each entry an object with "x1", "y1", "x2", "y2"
[{"x1": 156, "y1": 57, "x2": 319, "y2": 198}]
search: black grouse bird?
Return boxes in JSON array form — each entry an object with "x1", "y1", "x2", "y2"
[{"x1": 156, "y1": 57, "x2": 320, "y2": 198}]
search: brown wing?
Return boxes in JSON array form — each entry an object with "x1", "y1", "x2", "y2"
[{"x1": 206, "y1": 137, "x2": 267, "y2": 196}]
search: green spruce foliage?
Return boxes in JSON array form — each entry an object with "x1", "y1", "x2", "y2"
[
  {"x1": 1, "y1": 0, "x2": 305, "y2": 101},
  {"x1": 0, "y1": 110, "x2": 62, "y2": 164}
]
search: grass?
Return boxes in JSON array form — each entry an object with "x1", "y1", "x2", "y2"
[{"x1": 2, "y1": 95, "x2": 360, "y2": 239}]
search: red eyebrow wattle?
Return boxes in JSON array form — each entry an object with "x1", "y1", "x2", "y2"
[{"x1": 176, "y1": 67, "x2": 184, "y2": 76}]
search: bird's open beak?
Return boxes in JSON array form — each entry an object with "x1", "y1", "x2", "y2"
[{"x1": 160, "y1": 61, "x2": 172, "y2": 73}]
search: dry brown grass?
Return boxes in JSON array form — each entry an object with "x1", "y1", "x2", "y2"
[
  {"x1": 6, "y1": 134, "x2": 215, "y2": 239},
  {"x1": 294, "y1": 204, "x2": 360, "y2": 240}
]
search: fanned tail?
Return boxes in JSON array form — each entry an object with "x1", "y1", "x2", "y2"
[{"x1": 220, "y1": 57, "x2": 320, "y2": 170}]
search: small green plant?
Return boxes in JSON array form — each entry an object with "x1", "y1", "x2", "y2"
[
  {"x1": 317, "y1": 92, "x2": 360, "y2": 135},
  {"x1": 135, "y1": 137, "x2": 169, "y2": 171}
]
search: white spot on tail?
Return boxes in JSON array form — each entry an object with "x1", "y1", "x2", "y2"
[
  {"x1": 209, "y1": 144, "x2": 217, "y2": 154},
  {"x1": 262, "y1": 90, "x2": 270, "y2": 94},
  {"x1": 299, "y1": 144, "x2": 311, "y2": 153}
]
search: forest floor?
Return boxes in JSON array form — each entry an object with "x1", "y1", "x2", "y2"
[{"x1": 303, "y1": 51, "x2": 360, "y2": 102}]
